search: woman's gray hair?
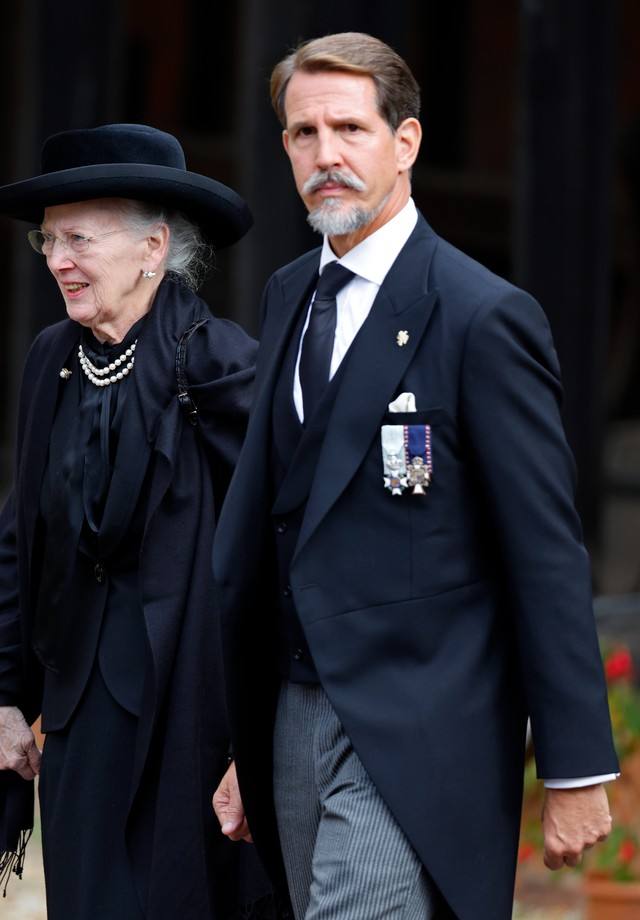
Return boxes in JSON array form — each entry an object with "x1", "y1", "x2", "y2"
[{"x1": 116, "y1": 199, "x2": 214, "y2": 290}]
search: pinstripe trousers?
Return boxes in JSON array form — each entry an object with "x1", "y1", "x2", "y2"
[{"x1": 273, "y1": 681, "x2": 454, "y2": 920}]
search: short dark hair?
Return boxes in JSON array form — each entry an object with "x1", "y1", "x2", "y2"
[{"x1": 270, "y1": 32, "x2": 421, "y2": 131}]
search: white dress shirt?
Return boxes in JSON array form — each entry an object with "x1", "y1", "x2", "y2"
[
  {"x1": 292, "y1": 197, "x2": 616, "y2": 790},
  {"x1": 293, "y1": 198, "x2": 418, "y2": 421}
]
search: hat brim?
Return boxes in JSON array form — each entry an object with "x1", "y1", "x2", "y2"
[{"x1": 0, "y1": 163, "x2": 253, "y2": 249}]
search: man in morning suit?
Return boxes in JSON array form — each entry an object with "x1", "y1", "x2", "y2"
[{"x1": 213, "y1": 32, "x2": 618, "y2": 920}]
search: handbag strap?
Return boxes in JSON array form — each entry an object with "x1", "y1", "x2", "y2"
[{"x1": 176, "y1": 319, "x2": 208, "y2": 426}]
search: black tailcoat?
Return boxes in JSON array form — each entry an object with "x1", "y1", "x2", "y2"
[{"x1": 214, "y1": 215, "x2": 618, "y2": 920}]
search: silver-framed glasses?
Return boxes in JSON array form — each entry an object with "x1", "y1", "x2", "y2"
[{"x1": 27, "y1": 228, "x2": 129, "y2": 255}]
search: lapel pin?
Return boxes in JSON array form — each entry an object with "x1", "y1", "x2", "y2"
[
  {"x1": 59, "y1": 368, "x2": 72, "y2": 379},
  {"x1": 396, "y1": 330, "x2": 409, "y2": 347}
]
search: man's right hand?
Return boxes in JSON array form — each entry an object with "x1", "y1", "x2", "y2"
[
  {"x1": 0, "y1": 706, "x2": 41, "y2": 780},
  {"x1": 212, "y1": 760, "x2": 253, "y2": 842}
]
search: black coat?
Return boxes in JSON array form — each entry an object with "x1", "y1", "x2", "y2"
[
  {"x1": 214, "y1": 215, "x2": 619, "y2": 920},
  {"x1": 0, "y1": 279, "x2": 276, "y2": 918}
]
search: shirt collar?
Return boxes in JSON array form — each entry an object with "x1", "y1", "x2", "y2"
[{"x1": 319, "y1": 198, "x2": 418, "y2": 284}]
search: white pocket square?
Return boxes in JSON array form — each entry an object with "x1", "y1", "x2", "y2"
[{"x1": 388, "y1": 392, "x2": 416, "y2": 413}]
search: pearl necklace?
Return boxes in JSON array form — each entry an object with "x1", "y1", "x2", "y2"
[{"x1": 78, "y1": 340, "x2": 137, "y2": 387}]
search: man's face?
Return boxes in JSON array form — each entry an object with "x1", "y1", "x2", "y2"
[{"x1": 282, "y1": 70, "x2": 421, "y2": 252}]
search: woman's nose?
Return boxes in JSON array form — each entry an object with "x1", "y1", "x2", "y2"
[{"x1": 46, "y1": 239, "x2": 75, "y2": 268}]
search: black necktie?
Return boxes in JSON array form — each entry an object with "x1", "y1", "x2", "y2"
[{"x1": 299, "y1": 262, "x2": 354, "y2": 421}]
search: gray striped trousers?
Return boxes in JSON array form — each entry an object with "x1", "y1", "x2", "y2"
[{"x1": 273, "y1": 681, "x2": 454, "y2": 920}]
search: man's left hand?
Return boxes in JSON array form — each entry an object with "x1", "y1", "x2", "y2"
[{"x1": 541, "y1": 783, "x2": 612, "y2": 870}]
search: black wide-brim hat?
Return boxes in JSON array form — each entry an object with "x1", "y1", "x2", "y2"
[{"x1": 0, "y1": 123, "x2": 253, "y2": 249}]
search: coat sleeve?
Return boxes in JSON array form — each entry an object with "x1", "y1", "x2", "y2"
[
  {"x1": 0, "y1": 322, "x2": 69, "y2": 714},
  {"x1": 460, "y1": 286, "x2": 618, "y2": 778},
  {"x1": 0, "y1": 490, "x2": 35, "y2": 882}
]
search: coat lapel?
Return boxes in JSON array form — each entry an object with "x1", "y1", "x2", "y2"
[
  {"x1": 297, "y1": 218, "x2": 440, "y2": 555},
  {"x1": 227, "y1": 257, "x2": 319, "y2": 504},
  {"x1": 270, "y1": 306, "x2": 306, "y2": 473},
  {"x1": 214, "y1": 253, "x2": 321, "y2": 590},
  {"x1": 260, "y1": 252, "x2": 320, "y2": 420}
]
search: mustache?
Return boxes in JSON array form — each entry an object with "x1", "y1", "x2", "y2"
[{"x1": 302, "y1": 169, "x2": 366, "y2": 195}]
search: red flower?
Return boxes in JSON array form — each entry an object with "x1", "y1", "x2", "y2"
[
  {"x1": 619, "y1": 839, "x2": 637, "y2": 864},
  {"x1": 605, "y1": 648, "x2": 634, "y2": 683},
  {"x1": 518, "y1": 842, "x2": 535, "y2": 863}
]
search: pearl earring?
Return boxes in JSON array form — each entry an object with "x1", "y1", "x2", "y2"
[{"x1": 142, "y1": 270, "x2": 156, "y2": 279}]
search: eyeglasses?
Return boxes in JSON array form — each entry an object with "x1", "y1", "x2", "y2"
[{"x1": 27, "y1": 228, "x2": 129, "y2": 255}]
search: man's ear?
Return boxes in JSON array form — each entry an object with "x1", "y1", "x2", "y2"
[{"x1": 396, "y1": 118, "x2": 422, "y2": 173}]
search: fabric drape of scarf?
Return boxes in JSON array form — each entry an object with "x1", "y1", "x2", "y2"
[{"x1": 33, "y1": 318, "x2": 145, "y2": 671}]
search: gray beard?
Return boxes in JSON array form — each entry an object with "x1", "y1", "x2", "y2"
[{"x1": 306, "y1": 196, "x2": 389, "y2": 237}]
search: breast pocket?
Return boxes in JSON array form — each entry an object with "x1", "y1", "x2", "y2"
[{"x1": 381, "y1": 407, "x2": 444, "y2": 427}]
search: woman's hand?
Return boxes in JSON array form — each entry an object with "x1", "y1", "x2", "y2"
[{"x1": 0, "y1": 706, "x2": 41, "y2": 780}]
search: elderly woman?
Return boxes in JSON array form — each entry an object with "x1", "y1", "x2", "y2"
[{"x1": 0, "y1": 125, "x2": 278, "y2": 919}]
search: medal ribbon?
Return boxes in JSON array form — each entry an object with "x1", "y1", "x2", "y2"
[
  {"x1": 381, "y1": 425, "x2": 408, "y2": 495},
  {"x1": 405, "y1": 425, "x2": 432, "y2": 471}
]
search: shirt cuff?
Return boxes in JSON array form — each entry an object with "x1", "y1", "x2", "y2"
[{"x1": 543, "y1": 773, "x2": 619, "y2": 789}]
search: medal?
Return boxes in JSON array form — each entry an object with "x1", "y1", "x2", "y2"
[
  {"x1": 404, "y1": 425, "x2": 432, "y2": 496},
  {"x1": 381, "y1": 425, "x2": 408, "y2": 495},
  {"x1": 381, "y1": 423, "x2": 433, "y2": 496}
]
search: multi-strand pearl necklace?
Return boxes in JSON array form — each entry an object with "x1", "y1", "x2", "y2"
[{"x1": 78, "y1": 340, "x2": 137, "y2": 387}]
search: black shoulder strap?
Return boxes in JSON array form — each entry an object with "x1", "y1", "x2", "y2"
[{"x1": 176, "y1": 319, "x2": 208, "y2": 426}]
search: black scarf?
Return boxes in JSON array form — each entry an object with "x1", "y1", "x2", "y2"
[
  {"x1": 0, "y1": 771, "x2": 32, "y2": 896},
  {"x1": 33, "y1": 317, "x2": 145, "y2": 671}
]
